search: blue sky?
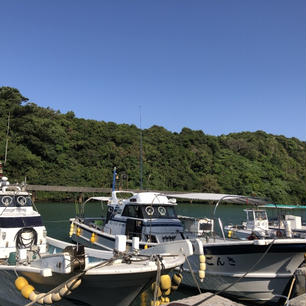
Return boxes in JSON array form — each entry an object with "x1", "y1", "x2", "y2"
[{"x1": 1, "y1": 0, "x2": 305, "y2": 140}]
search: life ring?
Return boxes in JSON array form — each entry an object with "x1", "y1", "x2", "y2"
[
  {"x1": 158, "y1": 206, "x2": 166, "y2": 216},
  {"x1": 145, "y1": 206, "x2": 154, "y2": 216},
  {"x1": 1, "y1": 196, "x2": 13, "y2": 206},
  {"x1": 17, "y1": 196, "x2": 27, "y2": 206}
]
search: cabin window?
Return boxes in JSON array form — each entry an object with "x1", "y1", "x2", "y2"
[
  {"x1": 122, "y1": 205, "x2": 143, "y2": 218},
  {"x1": 247, "y1": 211, "x2": 254, "y2": 221},
  {"x1": 255, "y1": 211, "x2": 267, "y2": 220},
  {"x1": 0, "y1": 196, "x2": 32, "y2": 207}
]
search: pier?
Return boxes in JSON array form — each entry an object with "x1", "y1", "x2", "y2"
[
  {"x1": 25, "y1": 184, "x2": 181, "y2": 202},
  {"x1": 26, "y1": 184, "x2": 112, "y2": 202}
]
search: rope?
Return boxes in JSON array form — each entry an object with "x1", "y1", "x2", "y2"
[
  {"x1": 153, "y1": 256, "x2": 161, "y2": 305},
  {"x1": 184, "y1": 255, "x2": 202, "y2": 295},
  {"x1": 284, "y1": 276, "x2": 296, "y2": 306},
  {"x1": 192, "y1": 238, "x2": 276, "y2": 306}
]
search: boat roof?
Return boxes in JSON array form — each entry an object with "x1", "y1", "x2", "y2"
[
  {"x1": 259, "y1": 204, "x2": 306, "y2": 210},
  {"x1": 165, "y1": 192, "x2": 267, "y2": 205}
]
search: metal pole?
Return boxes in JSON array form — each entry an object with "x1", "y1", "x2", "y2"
[{"x1": 139, "y1": 106, "x2": 143, "y2": 190}]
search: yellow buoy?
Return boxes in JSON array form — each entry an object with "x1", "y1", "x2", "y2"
[
  {"x1": 151, "y1": 300, "x2": 160, "y2": 306},
  {"x1": 199, "y1": 254, "x2": 206, "y2": 263},
  {"x1": 172, "y1": 273, "x2": 182, "y2": 286},
  {"x1": 29, "y1": 292, "x2": 44, "y2": 304},
  {"x1": 43, "y1": 294, "x2": 53, "y2": 304},
  {"x1": 51, "y1": 292, "x2": 62, "y2": 302},
  {"x1": 76, "y1": 227, "x2": 81, "y2": 236},
  {"x1": 164, "y1": 297, "x2": 170, "y2": 303},
  {"x1": 200, "y1": 262, "x2": 206, "y2": 271},
  {"x1": 140, "y1": 291, "x2": 147, "y2": 306},
  {"x1": 90, "y1": 233, "x2": 96, "y2": 243},
  {"x1": 69, "y1": 223, "x2": 75, "y2": 237},
  {"x1": 67, "y1": 278, "x2": 82, "y2": 290},
  {"x1": 162, "y1": 288, "x2": 171, "y2": 296},
  {"x1": 160, "y1": 274, "x2": 171, "y2": 291},
  {"x1": 198, "y1": 270, "x2": 205, "y2": 279},
  {"x1": 21, "y1": 285, "x2": 35, "y2": 299},
  {"x1": 151, "y1": 282, "x2": 162, "y2": 297},
  {"x1": 171, "y1": 284, "x2": 179, "y2": 291},
  {"x1": 228, "y1": 230, "x2": 232, "y2": 238},
  {"x1": 15, "y1": 276, "x2": 28, "y2": 291},
  {"x1": 59, "y1": 284, "x2": 72, "y2": 297},
  {"x1": 144, "y1": 244, "x2": 148, "y2": 249}
]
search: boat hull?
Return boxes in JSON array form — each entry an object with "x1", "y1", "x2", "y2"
[
  {"x1": 182, "y1": 238, "x2": 306, "y2": 304},
  {"x1": 0, "y1": 268, "x2": 157, "y2": 306}
]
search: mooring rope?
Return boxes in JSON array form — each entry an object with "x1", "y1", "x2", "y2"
[{"x1": 184, "y1": 255, "x2": 202, "y2": 294}]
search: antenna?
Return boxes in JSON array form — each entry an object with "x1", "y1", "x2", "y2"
[
  {"x1": 112, "y1": 167, "x2": 117, "y2": 191},
  {"x1": 139, "y1": 106, "x2": 143, "y2": 190},
  {"x1": 4, "y1": 112, "x2": 10, "y2": 165}
]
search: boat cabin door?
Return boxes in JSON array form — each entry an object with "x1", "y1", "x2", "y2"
[{"x1": 125, "y1": 218, "x2": 143, "y2": 239}]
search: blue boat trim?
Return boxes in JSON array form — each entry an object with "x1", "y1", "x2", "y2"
[
  {"x1": 0, "y1": 216, "x2": 43, "y2": 228},
  {"x1": 205, "y1": 242, "x2": 306, "y2": 255}
]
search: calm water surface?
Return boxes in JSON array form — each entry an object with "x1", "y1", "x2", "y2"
[{"x1": 34, "y1": 201, "x2": 305, "y2": 306}]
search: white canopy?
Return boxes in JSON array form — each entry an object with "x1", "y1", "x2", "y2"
[{"x1": 165, "y1": 193, "x2": 267, "y2": 205}]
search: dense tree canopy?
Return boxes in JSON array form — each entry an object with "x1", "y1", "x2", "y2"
[{"x1": 0, "y1": 87, "x2": 305, "y2": 204}]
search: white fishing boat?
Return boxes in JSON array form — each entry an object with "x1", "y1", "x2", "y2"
[
  {"x1": 69, "y1": 169, "x2": 213, "y2": 250},
  {"x1": 181, "y1": 237, "x2": 305, "y2": 304},
  {"x1": 170, "y1": 193, "x2": 306, "y2": 304},
  {"x1": 224, "y1": 205, "x2": 306, "y2": 240},
  {"x1": 262, "y1": 204, "x2": 306, "y2": 239},
  {"x1": 224, "y1": 208, "x2": 274, "y2": 240},
  {"x1": 0, "y1": 176, "x2": 190, "y2": 306},
  {"x1": 69, "y1": 173, "x2": 306, "y2": 305}
]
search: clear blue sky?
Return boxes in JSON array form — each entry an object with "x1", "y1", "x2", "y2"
[{"x1": 1, "y1": 0, "x2": 305, "y2": 140}]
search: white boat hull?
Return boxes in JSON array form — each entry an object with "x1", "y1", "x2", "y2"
[
  {"x1": 182, "y1": 238, "x2": 305, "y2": 304},
  {"x1": 0, "y1": 237, "x2": 186, "y2": 306}
]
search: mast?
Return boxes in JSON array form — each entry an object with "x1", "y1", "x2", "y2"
[
  {"x1": 4, "y1": 112, "x2": 10, "y2": 165},
  {"x1": 139, "y1": 106, "x2": 143, "y2": 190},
  {"x1": 112, "y1": 167, "x2": 117, "y2": 191}
]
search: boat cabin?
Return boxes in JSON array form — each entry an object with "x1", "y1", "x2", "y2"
[
  {"x1": 244, "y1": 209, "x2": 269, "y2": 231},
  {"x1": 104, "y1": 192, "x2": 184, "y2": 243}
]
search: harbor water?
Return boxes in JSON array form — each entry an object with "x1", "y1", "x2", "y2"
[{"x1": 17, "y1": 201, "x2": 306, "y2": 306}]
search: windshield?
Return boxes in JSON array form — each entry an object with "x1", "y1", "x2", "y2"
[{"x1": 255, "y1": 210, "x2": 267, "y2": 220}]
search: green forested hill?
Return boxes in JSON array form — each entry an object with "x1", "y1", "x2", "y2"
[{"x1": 0, "y1": 86, "x2": 305, "y2": 204}]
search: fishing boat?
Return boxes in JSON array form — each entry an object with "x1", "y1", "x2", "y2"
[
  {"x1": 0, "y1": 176, "x2": 190, "y2": 306},
  {"x1": 171, "y1": 193, "x2": 306, "y2": 304},
  {"x1": 224, "y1": 205, "x2": 306, "y2": 240},
  {"x1": 69, "y1": 174, "x2": 306, "y2": 305},
  {"x1": 69, "y1": 169, "x2": 213, "y2": 250},
  {"x1": 262, "y1": 203, "x2": 306, "y2": 239}
]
